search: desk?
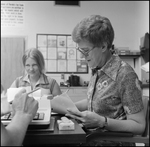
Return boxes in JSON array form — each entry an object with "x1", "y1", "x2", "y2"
[{"x1": 23, "y1": 114, "x2": 86, "y2": 146}]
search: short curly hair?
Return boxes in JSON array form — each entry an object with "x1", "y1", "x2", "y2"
[{"x1": 72, "y1": 15, "x2": 114, "y2": 49}]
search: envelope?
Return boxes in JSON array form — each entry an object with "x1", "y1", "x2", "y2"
[{"x1": 51, "y1": 92, "x2": 79, "y2": 115}]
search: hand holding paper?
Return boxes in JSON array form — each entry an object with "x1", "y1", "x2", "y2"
[
  {"x1": 65, "y1": 108, "x2": 83, "y2": 123},
  {"x1": 51, "y1": 92, "x2": 79, "y2": 115}
]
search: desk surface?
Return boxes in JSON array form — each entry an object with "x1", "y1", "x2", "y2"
[{"x1": 23, "y1": 114, "x2": 86, "y2": 146}]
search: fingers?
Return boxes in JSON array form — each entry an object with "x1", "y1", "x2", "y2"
[
  {"x1": 35, "y1": 100, "x2": 39, "y2": 109},
  {"x1": 66, "y1": 108, "x2": 83, "y2": 121},
  {"x1": 67, "y1": 108, "x2": 82, "y2": 117},
  {"x1": 18, "y1": 87, "x2": 26, "y2": 94},
  {"x1": 66, "y1": 109, "x2": 85, "y2": 123},
  {"x1": 25, "y1": 95, "x2": 39, "y2": 110},
  {"x1": 28, "y1": 98, "x2": 39, "y2": 118},
  {"x1": 14, "y1": 88, "x2": 26, "y2": 99},
  {"x1": 30, "y1": 96, "x2": 39, "y2": 110},
  {"x1": 65, "y1": 113, "x2": 83, "y2": 122}
]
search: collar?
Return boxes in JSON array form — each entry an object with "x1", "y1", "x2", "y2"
[
  {"x1": 97, "y1": 54, "x2": 121, "y2": 81},
  {"x1": 22, "y1": 73, "x2": 49, "y2": 85},
  {"x1": 92, "y1": 67, "x2": 101, "y2": 75}
]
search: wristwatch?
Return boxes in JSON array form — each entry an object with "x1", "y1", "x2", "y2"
[
  {"x1": 101, "y1": 116, "x2": 108, "y2": 129},
  {"x1": 94, "y1": 116, "x2": 108, "y2": 130}
]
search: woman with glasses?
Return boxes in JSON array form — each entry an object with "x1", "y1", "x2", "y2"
[
  {"x1": 66, "y1": 15, "x2": 145, "y2": 146},
  {"x1": 10, "y1": 48, "x2": 62, "y2": 98}
]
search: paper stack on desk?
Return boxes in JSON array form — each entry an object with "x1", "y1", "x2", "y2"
[{"x1": 51, "y1": 92, "x2": 79, "y2": 115}]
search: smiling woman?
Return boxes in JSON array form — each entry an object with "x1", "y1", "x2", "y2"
[{"x1": 9, "y1": 48, "x2": 62, "y2": 98}]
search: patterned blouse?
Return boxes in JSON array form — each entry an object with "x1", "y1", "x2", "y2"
[{"x1": 87, "y1": 54, "x2": 143, "y2": 120}]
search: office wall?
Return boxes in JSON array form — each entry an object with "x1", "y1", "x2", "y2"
[{"x1": 1, "y1": 1, "x2": 149, "y2": 85}]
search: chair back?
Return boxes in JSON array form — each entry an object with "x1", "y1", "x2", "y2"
[{"x1": 142, "y1": 96, "x2": 149, "y2": 137}]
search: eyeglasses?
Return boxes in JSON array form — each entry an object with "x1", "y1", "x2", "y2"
[{"x1": 76, "y1": 46, "x2": 96, "y2": 56}]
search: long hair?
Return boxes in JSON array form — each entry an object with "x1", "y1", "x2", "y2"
[{"x1": 22, "y1": 48, "x2": 45, "y2": 74}]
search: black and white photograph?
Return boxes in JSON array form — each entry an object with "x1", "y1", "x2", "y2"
[{"x1": 1, "y1": 1, "x2": 149, "y2": 146}]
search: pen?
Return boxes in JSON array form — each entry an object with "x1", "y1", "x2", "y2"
[{"x1": 27, "y1": 87, "x2": 41, "y2": 95}]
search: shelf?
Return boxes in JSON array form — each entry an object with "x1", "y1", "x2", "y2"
[
  {"x1": 119, "y1": 54, "x2": 141, "y2": 58},
  {"x1": 119, "y1": 54, "x2": 141, "y2": 68}
]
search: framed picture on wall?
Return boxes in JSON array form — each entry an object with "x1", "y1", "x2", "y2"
[
  {"x1": 36, "y1": 34, "x2": 88, "y2": 74},
  {"x1": 57, "y1": 36, "x2": 66, "y2": 48},
  {"x1": 48, "y1": 35, "x2": 57, "y2": 47}
]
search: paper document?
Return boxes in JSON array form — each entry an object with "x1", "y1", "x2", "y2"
[
  {"x1": 51, "y1": 92, "x2": 79, "y2": 115},
  {"x1": 7, "y1": 87, "x2": 25, "y2": 102},
  {"x1": 7, "y1": 87, "x2": 42, "y2": 102},
  {"x1": 1, "y1": 94, "x2": 12, "y2": 115},
  {"x1": 141, "y1": 62, "x2": 149, "y2": 73}
]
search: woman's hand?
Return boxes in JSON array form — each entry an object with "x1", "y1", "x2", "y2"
[
  {"x1": 12, "y1": 88, "x2": 39, "y2": 121},
  {"x1": 66, "y1": 108, "x2": 105, "y2": 129}
]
